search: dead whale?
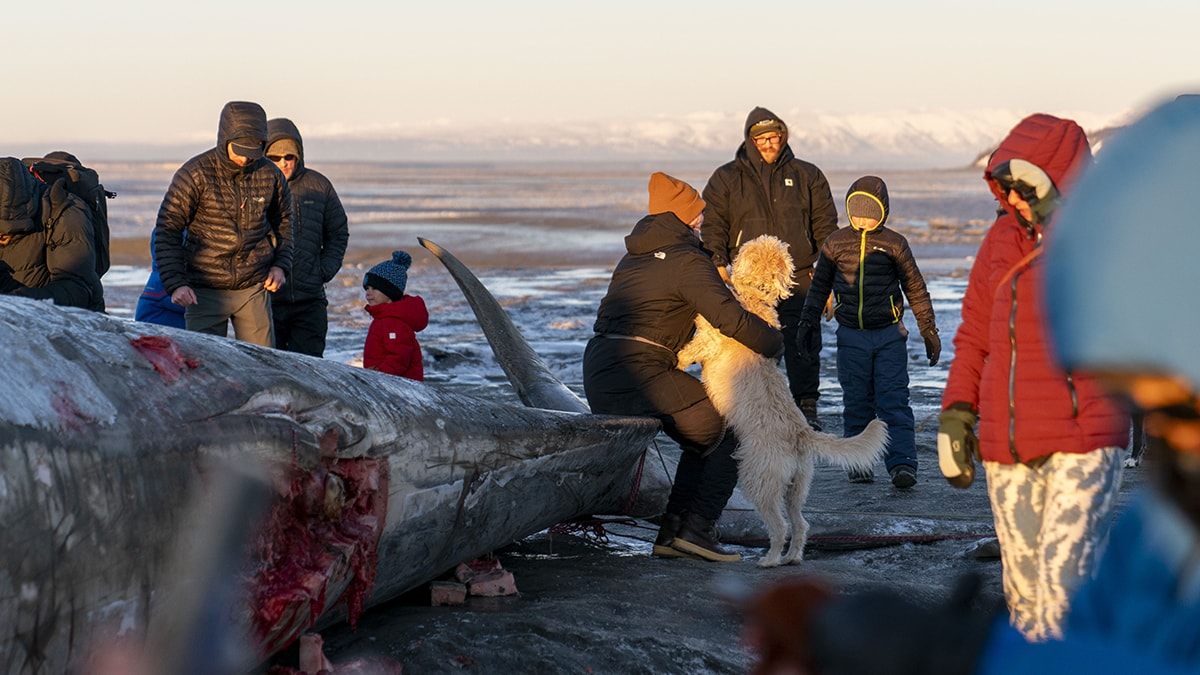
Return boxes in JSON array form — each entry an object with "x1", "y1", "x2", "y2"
[{"x1": 0, "y1": 290, "x2": 659, "y2": 674}]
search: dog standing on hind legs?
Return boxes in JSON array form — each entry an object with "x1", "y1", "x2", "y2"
[{"x1": 678, "y1": 235, "x2": 889, "y2": 567}]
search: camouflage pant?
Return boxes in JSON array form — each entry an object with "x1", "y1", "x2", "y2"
[{"x1": 984, "y1": 447, "x2": 1124, "y2": 641}]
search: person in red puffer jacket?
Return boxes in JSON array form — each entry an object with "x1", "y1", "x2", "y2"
[
  {"x1": 936, "y1": 114, "x2": 1129, "y2": 642},
  {"x1": 363, "y1": 250, "x2": 428, "y2": 381}
]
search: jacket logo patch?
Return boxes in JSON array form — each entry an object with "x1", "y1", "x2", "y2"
[
  {"x1": 654, "y1": 252, "x2": 666, "y2": 260},
  {"x1": 784, "y1": 179, "x2": 794, "y2": 187},
  {"x1": 389, "y1": 332, "x2": 397, "y2": 339}
]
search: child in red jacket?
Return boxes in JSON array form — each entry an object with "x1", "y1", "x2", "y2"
[{"x1": 363, "y1": 250, "x2": 428, "y2": 381}]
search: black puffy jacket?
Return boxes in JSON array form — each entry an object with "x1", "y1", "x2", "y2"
[
  {"x1": 0, "y1": 157, "x2": 104, "y2": 311},
  {"x1": 592, "y1": 212, "x2": 782, "y2": 357},
  {"x1": 803, "y1": 224, "x2": 936, "y2": 335},
  {"x1": 701, "y1": 107, "x2": 839, "y2": 280},
  {"x1": 267, "y1": 118, "x2": 348, "y2": 303},
  {"x1": 154, "y1": 103, "x2": 294, "y2": 293}
]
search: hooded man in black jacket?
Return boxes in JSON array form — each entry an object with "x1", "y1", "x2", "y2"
[
  {"x1": 154, "y1": 101, "x2": 294, "y2": 347},
  {"x1": 583, "y1": 172, "x2": 783, "y2": 562},
  {"x1": 0, "y1": 156, "x2": 105, "y2": 311},
  {"x1": 702, "y1": 107, "x2": 839, "y2": 430},
  {"x1": 265, "y1": 118, "x2": 349, "y2": 357}
]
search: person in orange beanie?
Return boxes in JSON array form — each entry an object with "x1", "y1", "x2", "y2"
[{"x1": 583, "y1": 172, "x2": 783, "y2": 562}]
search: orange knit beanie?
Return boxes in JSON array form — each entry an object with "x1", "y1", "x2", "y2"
[{"x1": 648, "y1": 172, "x2": 705, "y2": 224}]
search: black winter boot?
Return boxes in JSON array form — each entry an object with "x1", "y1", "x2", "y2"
[
  {"x1": 671, "y1": 512, "x2": 740, "y2": 562},
  {"x1": 652, "y1": 512, "x2": 698, "y2": 559}
]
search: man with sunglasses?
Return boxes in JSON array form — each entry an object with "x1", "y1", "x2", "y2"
[
  {"x1": 937, "y1": 114, "x2": 1129, "y2": 642},
  {"x1": 701, "y1": 107, "x2": 839, "y2": 431},
  {"x1": 265, "y1": 118, "x2": 349, "y2": 357}
]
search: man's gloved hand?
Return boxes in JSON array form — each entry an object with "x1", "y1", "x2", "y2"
[
  {"x1": 922, "y1": 328, "x2": 941, "y2": 366},
  {"x1": 938, "y1": 404, "x2": 979, "y2": 489},
  {"x1": 797, "y1": 319, "x2": 820, "y2": 358},
  {"x1": 0, "y1": 263, "x2": 22, "y2": 294}
]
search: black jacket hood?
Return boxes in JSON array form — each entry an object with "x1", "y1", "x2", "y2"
[
  {"x1": 217, "y1": 101, "x2": 268, "y2": 167},
  {"x1": 267, "y1": 117, "x2": 307, "y2": 178},
  {"x1": 741, "y1": 106, "x2": 790, "y2": 163},
  {"x1": 845, "y1": 175, "x2": 890, "y2": 229},
  {"x1": 0, "y1": 157, "x2": 42, "y2": 235},
  {"x1": 624, "y1": 212, "x2": 701, "y2": 256}
]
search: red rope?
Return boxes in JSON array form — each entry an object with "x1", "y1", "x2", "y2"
[{"x1": 620, "y1": 448, "x2": 648, "y2": 515}]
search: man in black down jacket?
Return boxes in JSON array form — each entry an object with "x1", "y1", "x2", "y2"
[
  {"x1": 154, "y1": 101, "x2": 294, "y2": 347},
  {"x1": 702, "y1": 106, "x2": 839, "y2": 429},
  {"x1": 583, "y1": 172, "x2": 783, "y2": 562},
  {"x1": 265, "y1": 118, "x2": 349, "y2": 357},
  {"x1": 0, "y1": 156, "x2": 104, "y2": 311}
]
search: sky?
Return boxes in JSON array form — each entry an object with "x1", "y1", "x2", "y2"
[{"x1": 3, "y1": 0, "x2": 1198, "y2": 159}]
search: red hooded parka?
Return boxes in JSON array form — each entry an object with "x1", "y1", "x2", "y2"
[{"x1": 941, "y1": 114, "x2": 1129, "y2": 464}]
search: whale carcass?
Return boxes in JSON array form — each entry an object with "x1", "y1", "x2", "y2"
[{"x1": 0, "y1": 284, "x2": 659, "y2": 673}]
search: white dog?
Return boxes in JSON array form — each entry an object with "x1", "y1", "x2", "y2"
[{"x1": 678, "y1": 235, "x2": 889, "y2": 567}]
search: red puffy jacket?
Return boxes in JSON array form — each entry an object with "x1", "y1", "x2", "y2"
[
  {"x1": 364, "y1": 295, "x2": 429, "y2": 381},
  {"x1": 942, "y1": 114, "x2": 1129, "y2": 464}
]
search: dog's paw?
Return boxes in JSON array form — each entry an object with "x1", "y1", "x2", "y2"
[
  {"x1": 757, "y1": 556, "x2": 783, "y2": 569},
  {"x1": 782, "y1": 551, "x2": 805, "y2": 565}
]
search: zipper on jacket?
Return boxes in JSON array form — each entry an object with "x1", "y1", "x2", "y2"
[
  {"x1": 1006, "y1": 230, "x2": 1045, "y2": 463},
  {"x1": 857, "y1": 229, "x2": 868, "y2": 329},
  {"x1": 1066, "y1": 372, "x2": 1079, "y2": 417},
  {"x1": 1007, "y1": 270, "x2": 1020, "y2": 462}
]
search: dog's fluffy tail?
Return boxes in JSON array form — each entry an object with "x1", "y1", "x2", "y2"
[{"x1": 812, "y1": 419, "x2": 889, "y2": 473}]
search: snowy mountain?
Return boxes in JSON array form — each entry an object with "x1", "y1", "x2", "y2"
[
  {"x1": 12, "y1": 107, "x2": 1134, "y2": 169},
  {"x1": 302, "y1": 107, "x2": 1132, "y2": 169}
]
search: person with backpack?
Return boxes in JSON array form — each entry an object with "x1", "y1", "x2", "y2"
[
  {"x1": 153, "y1": 101, "x2": 294, "y2": 347},
  {"x1": 264, "y1": 118, "x2": 349, "y2": 356},
  {"x1": 0, "y1": 156, "x2": 105, "y2": 311}
]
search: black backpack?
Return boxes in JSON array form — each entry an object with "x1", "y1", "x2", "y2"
[{"x1": 22, "y1": 152, "x2": 115, "y2": 276}]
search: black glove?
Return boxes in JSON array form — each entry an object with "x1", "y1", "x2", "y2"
[
  {"x1": 937, "y1": 404, "x2": 979, "y2": 489},
  {"x1": 807, "y1": 574, "x2": 1001, "y2": 675},
  {"x1": 922, "y1": 328, "x2": 942, "y2": 366},
  {"x1": 797, "y1": 319, "x2": 820, "y2": 358},
  {"x1": 0, "y1": 263, "x2": 20, "y2": 294}
]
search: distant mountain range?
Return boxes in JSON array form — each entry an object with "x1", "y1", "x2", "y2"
[{"x1": 10, "y1": 107, "x2": 1138, "y2": 169}]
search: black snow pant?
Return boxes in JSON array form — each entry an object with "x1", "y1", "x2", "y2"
[
  {"x1": 777, "y1": 275, "x2": 821, "y2": 404},
  {"x1": 272, "y1": 297, "x2": 329, "y2": 357},
  {"x1": 582, "y1": 335, "x2": 738, "y2": 521}
]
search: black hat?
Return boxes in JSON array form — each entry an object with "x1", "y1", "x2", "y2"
[
  {"x1": 229, "y1": 137, "x2": 264, "y2": 160},
  {"x1": 364, "y1": 250, "x2": 412, "y2": 301},
  {"x1": 748, "y1": 118, "x2": 785, "y2": 138}
]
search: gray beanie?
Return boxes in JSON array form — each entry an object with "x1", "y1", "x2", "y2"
[{"x1": 364, "y1": 250, "x2": 412, "y2": 301}]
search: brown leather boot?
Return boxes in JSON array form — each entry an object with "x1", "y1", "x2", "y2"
[
  {"x1": 651, "y1": 512, "x2": 699, "y2": 559},
  {"x1": 799, "y1": 398, "x2": 822, "y2": 432},
  {"x1": 671, "y1": 512, "x2": 740, "y2": 562}
]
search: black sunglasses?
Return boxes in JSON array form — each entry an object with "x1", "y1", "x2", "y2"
[{"x1": 267, "y1": 154, "x2": 297, "y2": 162}]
